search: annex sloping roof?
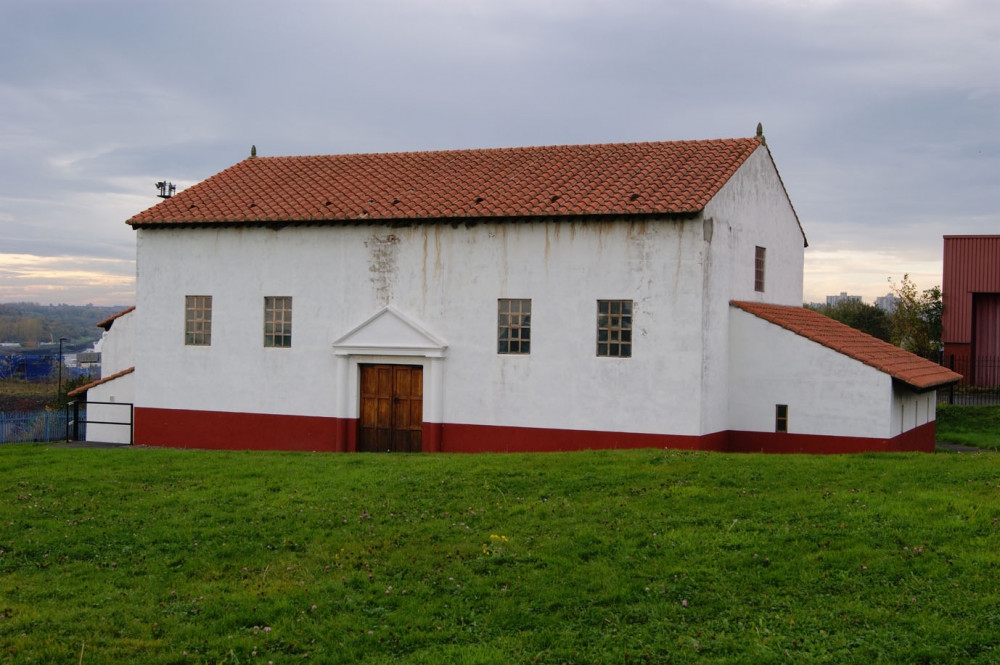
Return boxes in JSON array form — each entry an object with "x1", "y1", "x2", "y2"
[
  {"x1": 731, "y1": 301, "x2": 962, "y2": 392},
  {"x1": 96, "y1": 306, "x2": 135, "y2": 331},
  {"x1": 128, "y1": 138, "x2": 765, "y2": 227}
]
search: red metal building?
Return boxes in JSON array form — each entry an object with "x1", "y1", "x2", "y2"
[{"x1": 942, "y1": 235, "x2": 1000, "y2": 385}]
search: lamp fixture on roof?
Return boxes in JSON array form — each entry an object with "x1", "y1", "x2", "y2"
[{"x1": 155, "y1": 181, "x2": 176, "y2": 199}]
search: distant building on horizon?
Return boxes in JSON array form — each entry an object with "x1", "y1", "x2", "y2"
[
  {"x1": 875, "y1": 293, "x2": 898, "y2": 313},
  {"x1": 826, "y1": 292, "x2": 862, "y2": 307}
]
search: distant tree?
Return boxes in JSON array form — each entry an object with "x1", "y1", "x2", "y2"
[
  {"x1": 888, "y1": 275, "x2": 942, "y2": 360},
  {"x1": 0, "y1": 302, "x2": 125, "y2": 346},
  {"x1": 808, "y1": 300, "x2": 892, "y2": 342}
]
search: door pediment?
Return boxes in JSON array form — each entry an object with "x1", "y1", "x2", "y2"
[{"x1": 332, "y1": 306, "x2": 448, "y2": 358}]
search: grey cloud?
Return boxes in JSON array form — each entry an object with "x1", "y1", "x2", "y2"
[{"x1": 1, "y1": 0, "x2": 998, "y2": 303}]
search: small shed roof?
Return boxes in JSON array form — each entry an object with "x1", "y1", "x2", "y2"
[
  {"x1": 731, "y1": 301, "x2": 962, "y2": 392},
  {"x1": 67, "y1": 367, "x2": 134, "y2": 397},
  {"x1": 128, "y1": 138, "x2": 771, "y2": 228}
]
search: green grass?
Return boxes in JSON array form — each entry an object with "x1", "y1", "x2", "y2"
[
  {"x1": 936, "y1": 404, "x2": 1000, "y2": 450},
  {"x1": 2, "y1": 445, "x2": 1000, "y2": 663}
]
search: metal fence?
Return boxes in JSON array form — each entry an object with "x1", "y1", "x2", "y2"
[
  {"x1": 938, "y1": 355, "x2": 1000, "y2": 406},
  {"x1": 0, "y1": 409, "x2": 84, "y2": 444}
]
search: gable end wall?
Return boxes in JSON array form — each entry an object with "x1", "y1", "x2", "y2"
[{"x1": 699, "y1": 147, "x2": 806, "y2": 435}]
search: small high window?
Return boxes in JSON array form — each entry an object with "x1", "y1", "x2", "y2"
[
  {"x1": 498, "y1": 299, "x2": 531, "y2": 354},
  {"x1": 264, "y1": 296, "x2": 293, "y2": 348},
  {"x1": 185, "y1": 295, "x2": 213, "y2": 346},
  {"x1": 755, "y1": 246, "x2": 766, "y2": 292},
  {"x1": 775, "y1": 404, "x2": 788, "y2": 433},
  {"x1": 597, "y1": 300, "x2": 632, "y2": 358}
]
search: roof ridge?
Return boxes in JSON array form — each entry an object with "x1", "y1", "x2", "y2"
[{"x1": 245, "y1": 137, "x2": 761, "y2": 162}]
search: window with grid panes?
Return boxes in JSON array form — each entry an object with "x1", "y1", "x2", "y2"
[
  {"x1": 184, "y1": 295, "x2": 212, "y2": 346},
  {"x1": 596, "y1": 300, "x2": 632, "y2": 357},
  {"x1": 755, "y1": 246, "x2": 766, "y2": 292},
  {"x1": 498, "y1": 299, "x2": 531, "y2": 354},
  {"x1": 264, "y1": 296, "x2": 292, "y2": 348}
]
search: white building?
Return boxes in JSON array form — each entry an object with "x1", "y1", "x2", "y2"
[{"x1": 92, "y1": 132, "x2": 959, "y2": 452}]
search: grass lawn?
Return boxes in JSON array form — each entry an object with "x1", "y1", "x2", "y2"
[
  {"x1": 936, "y1": 404, "x2": 1000, "y2": 450},
  {"x1": 1, "y1": 445, "x2": 999, "y2": 663}
]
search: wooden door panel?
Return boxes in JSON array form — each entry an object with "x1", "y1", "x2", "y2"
[{"x1": 359, "y1": 364, "x2": 423, "y2": 452}]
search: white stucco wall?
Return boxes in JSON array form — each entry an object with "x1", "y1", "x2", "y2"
[
  {"x1": 728, "y1": 308, "x2": 895, "y2": 439},
  {"x1": 891, "y1": 386, "x2": 937, "y2": 437},
  {"x1": 85, "y1": 372, "x2": 134, "y2": 444},
  {"x1": 135, "y1": 218, "x2": 718, "y2": 435},
  {"x1": 100, "y1": 310, "x2": 135, "y2": 376},
  {"x1": 699, "y1": 146, "x2": 806, "y2": 435},
  {"x1": 704, "y1": 146, "x2": 805, "y2": 307}
]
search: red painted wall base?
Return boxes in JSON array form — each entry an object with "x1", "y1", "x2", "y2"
[
  {"x1": 134, "y1": 408, "x2": 937, "y2": 454},
  {"x1": 725, "y1": 421, "x2": 935, "y2": 454},
  {"x1": 135, "y1": 408, "x2": 345, "y2": 452}
]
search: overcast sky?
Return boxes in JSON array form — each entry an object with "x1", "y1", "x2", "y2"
[{"x1": 1, "y1": 0, "x2": 997, "y2": 306}]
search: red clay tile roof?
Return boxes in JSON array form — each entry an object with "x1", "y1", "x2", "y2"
[
  {"x1": 96, "y1": 305, "x2": 135, "y2": 331},
  {"x1": 67, "y1": 367, "x2": 134, "y2": 397},
  {"x1": 128, "y1": 138, "x2": 765, "y2": 227},
  {"x1": 731, "y1": 301, "x2": 962, "y2": 391}
]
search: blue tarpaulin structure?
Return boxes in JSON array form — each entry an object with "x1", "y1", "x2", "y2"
[
  {"x1": 0, "y1": 354, "x2": 55, "y2": 381},
  {"x1": 0, "y1": 354, "x2": 98, "y2": 382}
]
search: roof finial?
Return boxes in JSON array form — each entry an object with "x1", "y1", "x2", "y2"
[
  {"x1": 755, "y1": 123, "x2": 765, "y2": 145},
  {"x1": 250, "y1": 144, "x2": 257, "y2": 159}
]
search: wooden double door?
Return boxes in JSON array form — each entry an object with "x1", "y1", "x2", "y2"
[{"x1": 358, "y1": 364, "x2": 423, "y2": 452}]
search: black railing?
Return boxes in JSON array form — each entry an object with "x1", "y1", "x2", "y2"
[
  {"x1": 938, "y1": 355, "x2": 1000, "y2": 405},
  {"x1": 65, "y1": 400, "x2": 134, "y2": 444}
]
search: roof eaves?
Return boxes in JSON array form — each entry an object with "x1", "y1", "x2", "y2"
[{"x1": 129, "y1": 210, "x2": 702, "y2": 230}]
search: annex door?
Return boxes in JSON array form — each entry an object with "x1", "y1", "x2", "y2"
[{"x1": 358, "y1": 364, "x2": 423, "y2": 452}]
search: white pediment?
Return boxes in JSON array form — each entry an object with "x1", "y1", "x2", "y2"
[{"x1": 332, "y1": 306, "x2": 448, "y2": 357}]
